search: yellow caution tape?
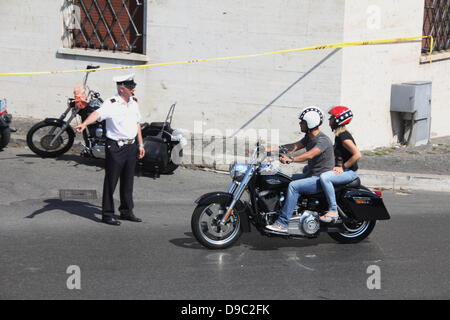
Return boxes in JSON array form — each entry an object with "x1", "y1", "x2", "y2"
[{"x1": 0, "y1": 35, "x2": 433, "y2": 76}]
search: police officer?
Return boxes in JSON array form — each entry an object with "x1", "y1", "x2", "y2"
[{"x1": 75, "y1": 74, "x2": 145, "y2": 226}]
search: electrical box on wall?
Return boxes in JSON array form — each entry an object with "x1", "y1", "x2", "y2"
[{"x1": 390, "y1": 81, "x2": 432, "y2": 147}]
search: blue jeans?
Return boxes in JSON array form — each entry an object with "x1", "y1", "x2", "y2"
[
  {"x1": 319, "y1": 170, "x2": 358, "y2": 212},
  {"x1": 276, "y1": 171, "x2": 322, "y2": 227}
]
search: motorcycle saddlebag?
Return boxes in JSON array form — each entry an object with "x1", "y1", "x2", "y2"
[
  {"x1": 149, "y1": 122, "x2": 172, "y2": 132},
  {"x1": 142, "y1": 135, "x2": 169, "y2": 168},
  {"x1": 339, "y1": 189, "x2": 390, "y2": 221}
]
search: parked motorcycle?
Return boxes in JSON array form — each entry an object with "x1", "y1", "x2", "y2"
[
  {"x1": 191, "y1": 143, "x2": 390, "y2": 249},
  {"x1": 0, "y1": 98, "x2": 17, "y2": 150},
  {"x1": 26, "y1": 65, "x2": 184, "y2": 174}
]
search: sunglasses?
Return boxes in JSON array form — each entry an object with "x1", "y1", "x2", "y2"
[{"x1": 121, "y1": 83, "x2": 136, "y2": 90}]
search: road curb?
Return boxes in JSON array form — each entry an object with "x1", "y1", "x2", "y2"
[
  {"x1": 180, "y1": 149, "x2": 450, "y2": 193},
  {"x1": 8, "y1": 136, "x2": 450, "y2": 193}
]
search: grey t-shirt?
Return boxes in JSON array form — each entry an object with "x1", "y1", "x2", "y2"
[{"x1": 300, "y1": 132, "x2": 334, "y2": 177}]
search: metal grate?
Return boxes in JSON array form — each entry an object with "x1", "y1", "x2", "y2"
[
  {"x1": 64, "y1": 0, "x2": 144, "y2": 53},
  {"x1": 59, "y1": 189, "x2": 98, "y2": 200},
  {"x1": 422, "y1": 0, "x2": 450, "y2": 53}
]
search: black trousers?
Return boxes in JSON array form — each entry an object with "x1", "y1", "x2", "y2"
[{"x1": 102, "y1": 138, "x2": 137, "y2": 218}]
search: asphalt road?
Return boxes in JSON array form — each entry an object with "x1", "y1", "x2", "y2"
[{"x1": 1, "y1": 146, "x2": 450, "y2": 300}]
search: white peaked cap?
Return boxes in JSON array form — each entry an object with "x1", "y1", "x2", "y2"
[{"x1": 113, "y1": 73, "x2": 135, "y2": 83}]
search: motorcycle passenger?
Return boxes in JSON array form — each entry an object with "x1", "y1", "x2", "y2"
[
  {"x1": 266, "y1": 107, "x2": 334, "y2": 234},
  {"x1": 319, "y1": 106, "x2": 361, "y2": 223}
]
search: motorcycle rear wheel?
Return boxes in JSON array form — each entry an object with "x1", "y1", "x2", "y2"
[
  {"x1": 328, "y1": 220, "x2": 376, "y2": 244},
  {"x1": 0, "y1": 127, "x2": 11, "y2": 150},
  {"x1": 191, "y1": 203, "x2": 242, "y2": 249},
  {"x1": 26, "y1": 122, "x2": 75, "y2": 157}
]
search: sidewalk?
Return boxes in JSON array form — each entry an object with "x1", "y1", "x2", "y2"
[{"x1": 8, "y1": 116, "x2": 450, "y2": 192}]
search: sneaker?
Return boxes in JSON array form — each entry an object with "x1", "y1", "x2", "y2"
[{"x1": 265, "y1": 222, "x2": 288, "y2": 233}]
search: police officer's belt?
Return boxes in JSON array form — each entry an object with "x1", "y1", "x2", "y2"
[{"x1": 108, "y1": 138, "x2": 136, "y2": 147}]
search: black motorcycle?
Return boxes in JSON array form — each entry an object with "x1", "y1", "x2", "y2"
[
  {"x1": 191, "y1": 143, "x2": 390, "y2": 249},
  {"x1": 0, "y1": 98, "x2": 16, "y2": 150},
  {"x1": 26, "y1": 65, "x2": 184, "y2": 174}
]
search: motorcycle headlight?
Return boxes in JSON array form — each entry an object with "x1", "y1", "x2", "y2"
[{"x1": 229, "y1": 163, "x2": 249, "y2": 181}]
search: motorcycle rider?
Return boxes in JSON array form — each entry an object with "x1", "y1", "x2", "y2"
[
  {"x1": 319, "y1": 106, "x2": 361, "y2": 223},
  {"x1": 266, "y1": 106, "x2": 334, "y2": 233}
]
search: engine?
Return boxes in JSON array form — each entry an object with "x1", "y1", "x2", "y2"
[
  {"x1": 257, "y1": 190, "x2": 282, "y2": 212},
  {"x1": 257, "y1": 190, "x2": 320, "y2": 237},
  {"x1": 256, "y1": 190, "x2": 284, "y2": 226},
  {"x1": 288, "y1": 210, "x2": 320, "y2": 237}
]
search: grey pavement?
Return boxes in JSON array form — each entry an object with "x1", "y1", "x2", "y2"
[{"x1": 1, "y1": 146, "x2": 450, "y2": 299}]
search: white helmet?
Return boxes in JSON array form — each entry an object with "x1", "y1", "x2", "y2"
[{"x1": 299, "y1": 106, "x2": 324, "y2": 129}]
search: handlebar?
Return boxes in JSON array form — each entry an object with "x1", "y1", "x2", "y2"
[{"x1": 86, "y1": 65, "x2": 100, "y2": 70}]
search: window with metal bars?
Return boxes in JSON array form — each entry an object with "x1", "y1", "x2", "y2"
[
  {"x1": 422, "y1": 0, "x2": 450, "y2": 53},
  {"x1": 64, "y1": 0, "x2": 145, "y2": 54}
]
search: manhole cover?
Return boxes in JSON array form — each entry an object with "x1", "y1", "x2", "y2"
[{"x1": 59, "y1": 189, "x2": 98, "y2": 200}]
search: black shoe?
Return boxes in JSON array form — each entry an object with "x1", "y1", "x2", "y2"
[
  {"x1": 119, "y1": 213, "x2": 142, "y2": 223},
  {"x1": 102, "y1": 216, "x2": 121, "y2": 226}
]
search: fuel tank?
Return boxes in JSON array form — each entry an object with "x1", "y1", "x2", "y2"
[{"x1": 256, "y1": 172, "x2": 292, "y2": 190}]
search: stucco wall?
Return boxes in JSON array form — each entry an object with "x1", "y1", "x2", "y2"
[
  {"x1": 340, "y1": 0, "x2": 450, "y2": 150},
  {"x1": 0, "y1": 0, "x2": 345, "y2": 147},
  {"x1": 0, "y1": 0, "x2": 144, "y2": 119},
  {"x1": 3, "y1": 1, "x2": 447, "y2": 152},
  {"x1": 145, "y1": 0, "x2": 345, "y2": 143}
]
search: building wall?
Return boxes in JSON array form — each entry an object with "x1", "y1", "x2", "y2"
[
  {"x1": 0, "y1": 0, "x2": 142, "y2": 119},
  {"x1": 2, "y1": 0, "x2": 447, "y2": 152},
  {"x1": 340, "y1": 0, "x2": 450, "y2": 150},
  {"x1": 0, "y1": 0, "x2": 345, "y2": 146},
  {"x1": 145, "y1": 0, "x2": 346, "y2": 142}
]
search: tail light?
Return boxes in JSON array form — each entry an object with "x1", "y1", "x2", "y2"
[{"x1": 374, "y1": 190, "x2": 383, "y2": 198}]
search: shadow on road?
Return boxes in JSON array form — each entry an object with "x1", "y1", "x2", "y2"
[
  {"x1": 169, "y1": 232, "x2": 205, "y2": 250},
  {"x1": 169, "y1": 231, "x2": 337, "y2": 251},
  {"x1": 15, "y1": 152, "x2": 170, "y2": 179},
  {"x1": 25, "y1": 199, "x2": 103, "y2": 223}
]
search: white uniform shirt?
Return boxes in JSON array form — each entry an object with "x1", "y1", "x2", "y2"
[{"x1": 96, "y1": 94, "x2": 142, "y2": 141}]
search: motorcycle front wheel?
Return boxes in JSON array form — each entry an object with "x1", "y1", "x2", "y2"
[
  {"x1": 191, "y1": 202, "x2": 242, "y2": 249},
  {"x1": 328, "y1": 220, "x2": 376, "y2": 244},
  {"x1": 26, "y1": 122, "x2": 75, "y2": 157}
]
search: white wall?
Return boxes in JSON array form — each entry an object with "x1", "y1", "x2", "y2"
[
  {"x1": 145, "y1": 0, "x2": 346, "y2": 143},
  {"x1": 6, "y1": 1, "x2": 447, "y2": 151},
  {"x1": 340, "y1": 0, "x2": 450, "y2": 150},
  {"x1": 0, "y1": 0, "x2": 145, "y2": 119},
  {"x1": 0, "y1": 0, "x2": 346, "y2": 147}
]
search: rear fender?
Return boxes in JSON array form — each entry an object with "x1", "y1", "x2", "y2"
[{"x1": 195, "y1": 192, "x2": 251, "y2": 232}]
